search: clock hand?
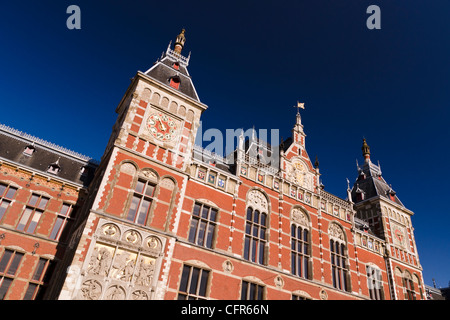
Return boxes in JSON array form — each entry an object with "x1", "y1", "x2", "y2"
[{"x1": 158, "y1": 118, "x2": 167, "y2": 131}]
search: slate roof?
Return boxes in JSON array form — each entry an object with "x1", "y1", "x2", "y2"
[
  {"x1": 0, "y1": 124, "x2": 97, "y2": 187},
  {"x1": 144, "y1": 52, "x2": 200, "y2": 101},
  {"x1": 351, "y1": 159, "x2": 404, "y2": 207}
]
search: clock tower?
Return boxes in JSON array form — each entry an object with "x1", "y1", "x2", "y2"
[
  {"x1": 350, "y1": 139, "x2": 425, "y2": 300},
  {"x1": 57, "y1": 30, "x2": 208, "y2": 300}
]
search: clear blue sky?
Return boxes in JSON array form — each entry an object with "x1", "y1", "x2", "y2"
[{"x1": 1, "y1": 1, "x2": 449, "y2": 288}]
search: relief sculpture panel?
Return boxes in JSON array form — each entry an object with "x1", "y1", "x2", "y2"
[{"x1": 76, "y1": 218, "x2": 165, "y2": 300}]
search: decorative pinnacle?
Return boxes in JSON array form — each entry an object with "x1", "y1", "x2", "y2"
[
  {"x1": 362, "y1": 138, "x2": 371, "y2": 163},
  {"x1": 174, "y1": 29, "x2": 186, "y2": 54}
]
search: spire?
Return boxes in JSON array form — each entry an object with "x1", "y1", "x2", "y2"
[
  {"x1": 362, "y1": 138, "x2": 371, "y2": 163},
  {"x1": 174, "y1": 29, "x2": 186, "y2": 54}
]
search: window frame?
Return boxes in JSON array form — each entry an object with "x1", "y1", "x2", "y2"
[
  {"x1": 366, "y1": 264, "x2": 384, "y2": 300},
  {"x1": 243, "y1": 207, "x2": 268, "y2": 265},
  {"x1": 0, "y1": 183, "x2": 18, "y2": 222},
  {"x1": 187, "y1": 202, "x2": 218, "y2": 249},
  {"x1": 49, "y1": 203, "x2": 77, "y2": 241},
  {"x1": 23, "y1": 258, "x2": 54, "y2": 300},
  {"x1": 0, "y1": 249, "x2": 25, "y2": 300},
  {"x1": 330, "y1": 238, "x2": 350, "y2": 292},
  {"x1": 177, "y1": 264, "x2": 210, "y2": 300},
  {"x1": 240, "y1": 279, "x2": 265, "y2": 300},
  {"x1": 290, "y1": 223, "x2": 310, "y2": 279},
  {"x1": 16, "y1": 193, "x2": 49, "y2": 234},
  {"x1": 125, "y1": 178, "x2": 156, "y2": 226}
]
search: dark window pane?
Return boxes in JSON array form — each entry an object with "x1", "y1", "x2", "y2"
[
  {"x1": 241, "y1": 281, "x2": 248, "y2": 300},
  {"x1": 179, "y1": 266, "x2": 190, "y2": 293},
  {"x1": 249, "y1": 283, "x2": 256, "y2": 300},
  {"x1": 251, "y1": 239, "x2": 257, "y2": 262},
  {"x1": 0, "y1": 250, "x2": 13, "y2": 273},
  {"x1": 7, "y1": 252, "x2": 24, "y2": 276},
  {"x1": 37, "y1": 197, "x2": 48, "y2": 210},
  {"x1": 23, "y1": 283, "x2": 38, "y2": 300},
  {"x1": 32, "y1": 259, "x2": 47, "y2": 281},
  {"x1": 245, "y1": 223, "x2": 251, "y2": 235},
  {"x1": 258, "y1": 242, "x2": 264, "y2": 264},
  {"x1": 26, "y1": 211, "x2": 42, "y2": 233},
  {"x1": 291, "y1": 224, "x2": 295, "y2": 237},
  {"x1": 188, "y1": 218, "x2": 198, "y2": 243},
  {"x1": 28, "y1": 195, "x2": 39, "y2": 207},
  {"x1": 243, "y1": 237, "x2": 250, "y2": 260},
  {"x1": 257, "y1": 285, "x2": 263, "y2": 300},
  {"x1": 198, "y1": 270, "x2": 209, "y2": 297},
  {"x1": 189, "y1": 267, "x2": 200, "y2": 294},
  {"x1": 246, "y1": 208, "x2": 252, "y2": 221},
  {"x1": 49, "y1": 217, "x2": 64, "y2": 240},
  {"x1": 201, "y1": 206, "x2": 209, "y2": 219},
  {"x1": 5, "y1": 187, "x2": 17, "y2": 199},
  {"x1": 193, "y1": 204, "x2": 201, "y2": 217},
  {"x1": 206, "y1": 224, "x2": 215, "y2": 249},
  {"x1": 253, "y1": 210, "x2": 259, "y2": 223},
  {"x1": 210, "y1": 209, "x2": 218, "y2": 222},
  {"x1": 0, "y1": 185, "x2": 6, "y2": 196},
  {"x1": 260, "y1": 213, "x2": 266, "y2": 227}
]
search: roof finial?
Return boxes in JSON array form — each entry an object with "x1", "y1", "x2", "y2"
[
  {"x1": 362, "y1": 138, "x2": 371, "y2": 163},
  {"x1": 174, "y1": 28, "x2": 186, "y2": 54}
]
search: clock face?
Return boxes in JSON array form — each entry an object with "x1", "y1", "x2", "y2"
[
  {"x1": 392, "y1": 224, "x2": 406, "y2": 246},
  {"x1": 147, "y1": 112, "x2": 178, "y2": 142}
]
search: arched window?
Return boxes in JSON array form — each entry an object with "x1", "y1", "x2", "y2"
[
  {"x1": 243, "y1": 190, "x2": 269, "y2": 265},
  {"x1": 243, "y1": 207, "x2": 267, "y2": 264},
  {"x1": 291, "y1": 223, "x2": 310, "y2": 279},
  {"x1": 366, "y1": 264, "x2": 384, "y2": 300},
  {"x1": 126, "y1": 178, "x2": 156, "y2": 225},
  {"x1": 329, "y1": 223, "x2": 350, "y2": 292},
  {"x1": 403, "y1": 271, "x2": 416, "y2": 300}
]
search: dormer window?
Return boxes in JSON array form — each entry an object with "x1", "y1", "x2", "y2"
[
  {"x1": 169, "y1": 76, "x2": 180, "y2": 90},
  {"x1": 47, "y1": 159, "x2": 61, "y2": 175},
  {"x1": 172, "y1": 62, "x2": 180, "y2": 70},
  {"x1": 23, "y1": 145, "x2": 35, "y2": 156}
]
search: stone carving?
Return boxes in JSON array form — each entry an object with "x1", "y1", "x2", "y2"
[
  {"x1": 140, "y1": 168, "x2": 158, "y2": 182},
  {"x1": 81, "y1": 279, "x2": 102, "y2": 300},
  {"x1": 291, "y1": 208, "x2": 309, "y2": 227},
  {"x1": 146, "y1": 236, "x2": 162, "y2": 252},
  {"x1": 87, "y1": 246, "x2": 113, "y2": 276},
  {"x1": 274, "y1": 275, "x2": 284, "y2": 289},
  {"x1": 160, "y1": 177, "x2": 175, "y2": 189},
  {"x1": 329, "y1": 223, "x2": 345, "y2": 241},
  {"x1": 102, "y1": 224, "x2": 119, "y2": 239},
  {"x1": 222, "y1": 260, "x2": 234, "y2": 274},
  {"x1": 105, "y1": 285, "x2": 126, "y2": 300},
  {"x1": 123, "y1": 230, "x2": 141, "y2": 245},
  {"x1": 111, "y1": 251, "x2": 136, "y2": 282},
  {"x1": 320, "y1": 289, "x2": 328, "y2": 300},
  {"x1": 132, "y1": 290, "x2": 149, "y2": 300},
  {"x1": 135, "y1": 258, "x2": 155, "y2": 287},
  {"x1": 247, "y1": 189, "x2": 268, "y2": 212}
]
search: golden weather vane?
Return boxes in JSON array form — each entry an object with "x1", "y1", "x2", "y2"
[{"x1": 294, "y1": 101, "x2": 305, "y2": 114}]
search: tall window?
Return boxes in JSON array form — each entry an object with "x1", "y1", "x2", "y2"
[
  {"x1": 330, "y1": 239, "x2": 349, "y2": 291},
  {"x1": 177, "y1": 265, "x2": 210, "y2": 300},
  {"x1": 126, "y1": 179, "x2": 155, "y2": 225},
  {"x1": 403, "y1": 273, "x2": 416, "y2": 300},
  {"x1": 188, "y1": 203, "x2": 218, "y2": 249},
  {"x1": 49, "y1": 203, "x2": 77, "y2": 241},
  {"x1": 0, "y1": 183, "x2": 18, "y2": 221},
  {"x1": 23, "y1": 259, "x2": 55, "y2": 300},
  {"x1": 241, "y1": 280, "x2": 265, "y2": 300},
  {"x1": 366, "y1": 265, "x2": 384, "y2": 300},
  {"x1": 243, "y1": 207, "x2": 267, "y2": 264},
  {"x1": 291, "y1": 224, "x2": 310, "y2": 279},
  {"x1": 0, "y1": 249, "x2": 24, "y2": 300},
  {"x1": 17, "y1": 194, "x2": 49, "y2": 234}
]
